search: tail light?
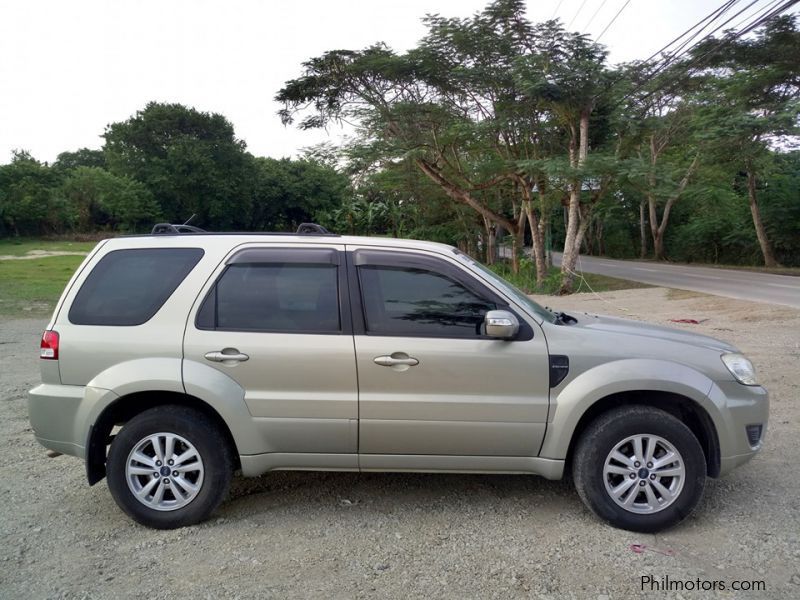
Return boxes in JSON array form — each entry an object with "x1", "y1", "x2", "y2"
[{"x1": 40, "y1": 330, "x2": 59, "y2": 360}]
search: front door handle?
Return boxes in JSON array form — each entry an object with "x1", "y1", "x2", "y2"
[
  {"x1": 373, "y1": 353, "x2": 419, "y2": 367},
  {"x1": 204, "y1": 349, "x2": 250, "y2": 364}
]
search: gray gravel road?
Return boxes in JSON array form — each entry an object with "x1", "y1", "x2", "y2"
[
  {"x1": 1, "y1": 288, "x2": 799, "y2": 599},
  {"x1": 552, "y1": 252, "x2": 800, "y2": 309}
]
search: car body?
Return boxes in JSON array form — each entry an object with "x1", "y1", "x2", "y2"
[{"x1": 28, "y1": 229, "x2": 768, "y2": 531}]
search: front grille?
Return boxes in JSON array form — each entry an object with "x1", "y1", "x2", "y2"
[{"x1": 746, "y1": 424, "x2": 763, "y2": 448}]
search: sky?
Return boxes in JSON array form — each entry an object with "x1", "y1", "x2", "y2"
[{"x1": 0, "y1": 0, "x2": 788, "y2": 164}]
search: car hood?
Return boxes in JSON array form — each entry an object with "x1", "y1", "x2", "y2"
[{"x1": 568, "y1": 313, "x2": 738, "y2": 353}]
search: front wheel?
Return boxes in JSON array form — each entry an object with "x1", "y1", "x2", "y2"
[
  {"x1": 106, "y1": 405, "x2": 233, "y2": 529},
  {"x1": 572, "y1": 405, "x2": 706, "y2": 532}
]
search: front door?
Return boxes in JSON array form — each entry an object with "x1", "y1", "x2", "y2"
[
  {"x1": 183, "y1": 245, "x2": 358, "y2": 455},
  {"x1": 349, "y1": 248, "x2": 550, "y2": 458}
]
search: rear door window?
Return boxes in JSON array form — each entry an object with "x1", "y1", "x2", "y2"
[
  {"x1": 195, "y1": 249, "x2": 342, "y2": 333},
  {"x1": 68, "y1": 248, "x2": 204, "y2": 326}
]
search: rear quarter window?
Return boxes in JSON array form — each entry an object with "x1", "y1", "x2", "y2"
[{"x1": 68, "y1": 248, "x2": 204, "y2": 326}]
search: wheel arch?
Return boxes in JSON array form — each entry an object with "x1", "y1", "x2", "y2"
[
  {"x1": 562, "y1": 390, "x2": 721, "y2": 478},
  {"x1": 540, "y1": 359, "x2": 723, "y2": 477},
  {"x1": 86, "y1": 391, "x2": 240, "y2": 486}
]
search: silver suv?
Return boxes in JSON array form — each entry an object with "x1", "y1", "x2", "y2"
[{"x1": 28, "y1": 228, "x2": 768, "y2": 532}]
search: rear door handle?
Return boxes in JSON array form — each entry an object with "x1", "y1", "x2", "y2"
[
  {"x1": 374, "y1": 353, "x2": 419, "y2": 367},
  {"x1": 204, "y1": 349, "x2": 250, "y2": 364}
]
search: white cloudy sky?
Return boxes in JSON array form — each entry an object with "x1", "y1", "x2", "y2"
[{"x1": 0, "y1": 0, "x2": 788, "y2": 163}]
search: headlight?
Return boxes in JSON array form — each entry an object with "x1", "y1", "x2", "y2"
[{"x1": 721, "y1": 353, "x2": 758, "y2": 385}]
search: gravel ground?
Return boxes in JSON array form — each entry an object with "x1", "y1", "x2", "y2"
[{"x1": 1, "y1": 287, "x2": 798, "y2": 599}]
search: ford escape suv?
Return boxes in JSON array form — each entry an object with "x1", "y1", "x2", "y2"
[{"x1": 28, "y1": 226, "x2": 768, "y2": 532}]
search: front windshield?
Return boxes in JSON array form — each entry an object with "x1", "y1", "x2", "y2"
[{"x1": 453, "y1": 251, "x2": 557, "y2": 324}]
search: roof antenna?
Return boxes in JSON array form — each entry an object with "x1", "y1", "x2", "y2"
[{"x1": 183, "y1": 214, "x2": 197, "y2": 226}]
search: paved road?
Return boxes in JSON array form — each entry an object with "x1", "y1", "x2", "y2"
[{"x1": 552, "y1": 252, "x2": 800, "y2": 309}]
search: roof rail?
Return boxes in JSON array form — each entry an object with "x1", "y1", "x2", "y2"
[
  {"x1": 295, "y1": 223, "x2": 331, "y2": 234},
  {"x1": 151, "y1": 223, "x2": 206, "y2": 235},
  {"x1": 148, "y1": 222, "x2": 336, "y2": 236}
]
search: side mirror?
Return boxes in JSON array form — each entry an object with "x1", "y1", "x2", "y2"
[{"x1": 484, "y1": 310, "x2": 519, "y2": 340}]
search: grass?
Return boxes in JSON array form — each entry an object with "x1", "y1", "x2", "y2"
[
  {"x1": 0, "y1": 238, "x2": 98, "y2": 257},
  {"x1": 0, "y1": 255, "x2": 87, "y2": 318},
  {"x1": 489, "y1": 260, "x2": 651, "y2": 295}
]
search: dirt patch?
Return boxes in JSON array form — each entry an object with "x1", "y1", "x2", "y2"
[
  {"x1": 0, "y1": 250, "x2": 88, "y2": 260},
  {"x1": 666, "y1": 288, "x2": 707, "y2": 300},
  {"x1": 1, "y1": 288, "x2": 798, "y2": 599}
]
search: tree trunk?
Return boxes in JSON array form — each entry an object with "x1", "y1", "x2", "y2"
[
  {"x1": 559, "y1": 108, "x2": 590, "y2": 294},
  {"x1": 582, "y1": 218, "x2": 594, "y2": 255},
  {"x1": 747, "y1": 169, "x2": 778, "y2": 268},
  {"x1": 414, "y1": 158, "x2": 517, "y2": 233},
  {"x1": 509, "y1": 208, "x2": 526, "y2": 274},
  {"x1": 414, "y1": 157, "x2": 526, "y2": 272},
  {"x1": 597, "y1": 218, "x2": 605, "y2": 256},
  {"x1": 483, "y1": 216, "x2": 496, "y2": 265},
  {"x1": 542, "y1": 207, "x2": 553, "y2": 267},
  {"x1": 639, "y1": 199, "x2": 647, "y2": 259},
  {"x1": 524, "y1": 201, "x2": 548, "y2": 284},
  {"x1": 515, "y1": 176, "x2": 548, "y2": 285},
  {"x1": 647, "y1": 190, "x2": 667, "y2": 260},
  {"x1": 648, "y1": 154, "x2": 699, "y2": 261}
]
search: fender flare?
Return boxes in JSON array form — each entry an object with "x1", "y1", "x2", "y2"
[
  {"x1": 539, "y1": 358, "x2": 721, "y2": 460},
  {"x1": 82, "y1": 358, "x2": 264, "y2": 484}
]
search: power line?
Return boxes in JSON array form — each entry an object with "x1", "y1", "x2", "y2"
[
  {"x1": 551, "y1": 0, "x2": 565, "y2": 20},
  {"x1": 593, "y1": 0, "x2": 741, "y2": 103},
  {"x1": 584, "y1": 0, "x2": 609, "y2": 31},
  {"x1": 640, "y1": 0, "x2": 739, "y2": 64},
  {"x1": 639, "y1": 0, "x2": 754, "y2": 85},
  {"x1": 568, "y1": 0, "x2": 591, "y2": 29},
  {"x1": 734, "y1": 0, "x2": 794, "y2": 33},
  {"x1": 728, "y1": 0, "x2": 783, "y2": 30},
  {"x1": 618, "y1": 0, "x2": 800, "y2": 109},
  {"x1": 654, "y1": 0, "x2": 784, "y2": 75},
  {"x1": 596, "y1": 0, "x2": 633, "y2": 41},
  {"x1": 650, "y1": 0, "x2": 743, "y2": 66},
  {"x1": 617, "y1": 0, "x2": 754, "y2": 97}
]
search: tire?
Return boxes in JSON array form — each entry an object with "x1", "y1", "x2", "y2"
[
  {"x1": 572, "y1": 405, "x2": 706, "y2": 533},
  {"x1": 106, "y1": 405, "x2": 233, "y2": 529}
]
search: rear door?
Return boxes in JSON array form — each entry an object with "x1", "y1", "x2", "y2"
[
  {"x1": 348, "y1": 247, "x2": 550, "y2": 458},
  {"x1": 182, "y1": 244, "x2": 358, "y2": 455}
]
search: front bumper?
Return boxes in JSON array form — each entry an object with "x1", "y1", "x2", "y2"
[{"x1": 709, "y1": 380, "x2": 769, "y2": 476}]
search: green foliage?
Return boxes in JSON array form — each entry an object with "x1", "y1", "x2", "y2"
[
  {"x1": 488, "y1": 260, "x2": 650, "y2": 295},
  {"x1": 103, "y1": 102, "x2": 253, "y2": 229},
  {"x1": 0, "y1": 151, "x2": 68, "y2": 236},
  {"x1": 60, "y1": 167, "x2": 160, "y2": 232},
  {"x1": 2, "y1": 5, "x2": 798, "y2": 279},
  {"x1": 249, "y1": 157, "x2": 350, "y2": 231},
  {"x1": 53, "y1": 148, "x2": 106, "y2": 173},
  {"x1": 0, "y1": 102, "x2": 351, "y2": 237}
]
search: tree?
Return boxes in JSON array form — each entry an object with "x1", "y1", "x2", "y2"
[
  {"x1": 0, "y1": 151, "x2": 66, "y2": 236},
  {"x1": 60, "y1": 167, "x2": 160, "y2": 232},
  {"x1": 277, "y1": 0, "x2": 612, "y2": 288},
  {"x1": 248, "y1": 157, "x2": 350, "y2": 231},
  {"x1": 53, "y1": 148, "x2": 106, "y2": 173},
  {"x1": 103, "y1": 102, "x2": 253, "y2": 230},
  {"x1": 688, "y1": 15, "x2": 800, "y2": 267},
  {"x1": 614, "y1": 64, "x2": 701, "y2": 260}
]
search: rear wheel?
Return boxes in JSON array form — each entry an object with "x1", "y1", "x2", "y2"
[
  {"x1": 107, "y1": 405, "x2": 233, "y2": 529},
  {"x1": 572, "y1": 405, "x2": 706, "y2": 532}
]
